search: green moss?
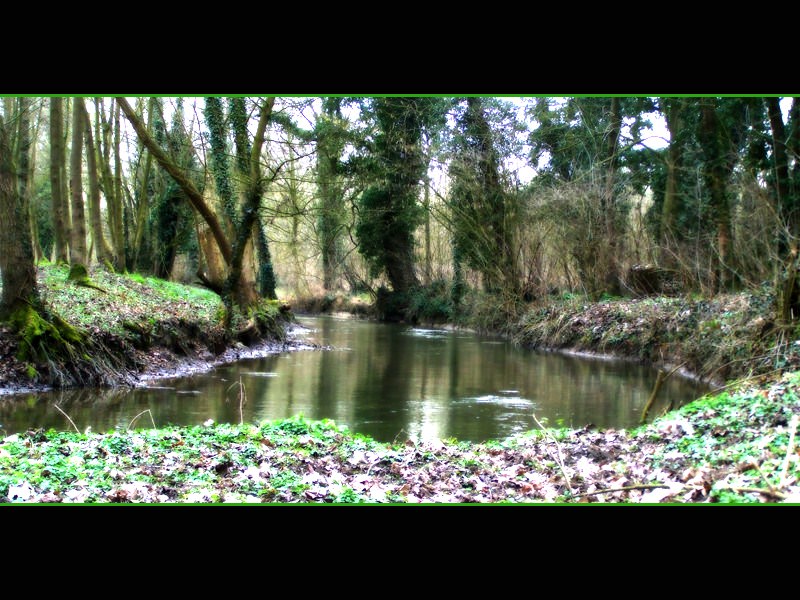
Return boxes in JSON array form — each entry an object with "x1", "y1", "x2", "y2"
[
  {"x1": 67, "y1": 263, "x2": 88, "y2": 282},
  {"x1": 6, "y1": 303, "x2": 89, "y2": 379}
]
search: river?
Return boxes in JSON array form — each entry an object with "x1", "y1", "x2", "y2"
[{"x1": 0, "y1": 315, "x2": 709, "y2": 442}]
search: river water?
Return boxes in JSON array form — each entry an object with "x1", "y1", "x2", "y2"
[{"x1": 0, "y1": 315, "x2": 709, "y2": 443}]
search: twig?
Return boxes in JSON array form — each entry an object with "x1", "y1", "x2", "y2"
[
  {"x1": 226, "y1": 377, "x2": 247, "y2": 425},
  {"x1": 749, "y1": 459, "x2": 779, "y2": 495},
  {"x1": 725, "y1": 486, "x2": 787, "y2": 500},
  {"x1": 127, "y1": 409, "x2": 157, "y2": 431},
  {"x1": 641, "y1": 361, "x2": 687, "y2": 423},
  {"x1": 780, "y1": 414, "x2": 799, "y2": 488},
  {"x1": 532, "y1": 414, "x2": 573, "y2": 494},
  {"x1": 53, "y1": 404, "x2": 80, "y2": 434},
  {"x1": 571, "y1": 483, "x2": 670, "y2": 499}
]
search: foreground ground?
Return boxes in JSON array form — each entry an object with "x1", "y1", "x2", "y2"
[{"x1": 2, "y1": 370, "x2": 798, "y2": 503}]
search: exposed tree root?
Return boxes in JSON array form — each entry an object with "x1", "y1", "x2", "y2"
[
  {"x1": 67, "y1": 263, "x2": 108, "y2": 294},
  {"x1": 8, "y1": 302, "x2": 134, "y2": 387}
]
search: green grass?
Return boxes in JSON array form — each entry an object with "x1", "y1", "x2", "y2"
[{"x1": 36, "y1": 263, "x2": 223, "y2": 337}]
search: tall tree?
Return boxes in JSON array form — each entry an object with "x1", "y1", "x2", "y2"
[
  {"x1": 224, "y1": 97, "x2": 276, "y2": 308},
  {"x1": 315, "y1": 97, "x2": 347, "y2": 291},
  {"x1": 68, "y1": 96, "x2": 88, "y2": 275},
  {"x1": 766, "y1": 97, "x2": 800, "y2": 324},
  {"x1": 79, "y1": 97, "x2": 115, "y2": 268},
  {"x1": 697, "y1": 98, "x2": 734, "y2": 292},
  {"x1": 0, "y1": 98, "x2": 38, "y2": 319},
  {"x1": 48, "y1": 98, "x2": 69, "y2": 263},
  {"x1": 130, "y1": 97, "x2": 157, "y2": 272},
  {"x1": 659, "y1": 97, "x2": 687, "y2": 254},
  {"x1": 149, "y1": 99, "x2": 196, "y2": 280},
  {"x1": 449, "y1": 97, "x2": 520, "y2": 295},
  {"x1": 355, "y1": 97, "x2": 444, "y2": 297}
]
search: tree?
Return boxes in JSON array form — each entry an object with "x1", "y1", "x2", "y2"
[
  {"x1": 697, "y1": 97, "x2": 735, "y2": 292},
  {"x1": 93, "y1": 98, "x2": 126, "y2": 270},
  {"x1": 48, "y1": 97, "x2": 69, "y2": 264},
  {"x1": 149, "y1": 99, "x2": 197, "y2": 280},
  {"x1": 354, "y1": 97, "x2": 445, "y2": 298},
  {"x1": 449, "y1": 97, "x2": 520, "y2": 296},
  {"x1": 0, "y1": 98, "x2": 38, "y2": 319},
  {"x1": 118, "y1": 96, "x2": 277, "y2": 318},
  {"x1": 527, "y1": 97, "x2": 653, "y2": 298},
  {"x1": 78, "y1": 97, "x2": 116, "y2": 269},
  {"x1": 315, "y1": 97, "x2": 347, "y2": 292},
  {"x1": 765, "y1": 97, "x2": 800, "y2": 324},
  {"x1": 68, "y1": 96, "x2": 88, "y2": 277}
]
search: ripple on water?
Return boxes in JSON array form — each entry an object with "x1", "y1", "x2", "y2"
[
  {"x1": 403, "y1": 328, "x2": 450, "y2": 339},
  {"x1": 465, "y1": 395, "x2": 536, "y2": 409}
]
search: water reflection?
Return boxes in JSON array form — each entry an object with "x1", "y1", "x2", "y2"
[{"x1": 0, "y1": 316, "x2": 710, "y2": 443}]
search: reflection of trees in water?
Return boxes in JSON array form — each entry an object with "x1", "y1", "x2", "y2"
[{"x1": 0, "y1": 318, "x2": 709, "y2": 440}]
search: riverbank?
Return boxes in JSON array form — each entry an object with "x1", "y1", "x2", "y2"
[
  {"x1": 0, "y1": 264, "x2": 294, "y2": 393},
  {"x1": 2, "y1": 370, "x2": 798, "y2": 503},
  {"x1": 292, "y1": 287, "x2": 795, "y2": 388}
]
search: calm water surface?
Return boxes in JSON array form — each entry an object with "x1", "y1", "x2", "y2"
[{"x1": 0, "y1": 316, "x2": 710, "y2": 442}]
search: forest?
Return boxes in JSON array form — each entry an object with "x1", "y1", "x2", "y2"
[
  {"x1": 1, "y1": 96, "x2": 799, "y2": 504},
  {"x1": 2, "y1": 97, "x2": 798, "y2": 333}
]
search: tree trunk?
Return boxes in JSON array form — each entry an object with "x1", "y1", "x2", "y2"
[
  {"x1": 423, "y1": 165, "x2": 432, "y2": 285},
  {"x1": 27, "y1": 102, "x2": 44, "y2": 262},
  {"x1": 767, "y1": 97, "x2": 800, "y2": 324},
  {"x1": 132, "y1": 98, "x2": 155, "y2": 271},
  {"x1": 112, "y1": 100, "x2": 125, "y2": 268},
  {"x1": 316, "y1": 99, "x2": 346, "y2": 292},
  {"x1": 222, "y1": 97, "x2": 275, "y2": 313},
  {"x1": 661, "y1": 98, "x2": 685, "y2": 265},
  {"x1": 766, "y1": 98, "x2": 793, "y2": 244},
  {"x1": 0, "y1": 98, "x2": 39, "y2": 319},
  {"x1": 699, "y1": 98, "x2": 733, "y2": 292},
  {"x1": 49, "y1": 98, "x2": 70, "y2": 263},
  {"x1": 79, "y1": 98, "x2": 115, "y2": 268},
  {"x1": 255, "y1": 215, "x2": 277, "y2": 299},
  {"x1": 69, "y1": 97, "x2": 88, "y2": 268},
  {"x1": 602, "y1": 96, "x2": 622, "y2": 296}
]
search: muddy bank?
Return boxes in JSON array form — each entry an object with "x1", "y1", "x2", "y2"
[
  {"x1": 0, "y1": 323, "x2": 314, "y2": 396},
  {"x1": 513, "y1": 291, "x2": 792, "y2": 387},
  {"x1": 0, "y1": 265, "x2": 296, "y2": 394}
]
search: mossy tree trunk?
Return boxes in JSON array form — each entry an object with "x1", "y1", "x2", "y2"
[
  {"x1": 222, "y1": 97, "x2": 276, "y2": 314},
  {"x1": 0, "y1": 98, "x2": 39, "y2": 319},
  {"x1": 449, "y1": 97, "x2": 519, "y2": 296},
  {"x1": 49, "y1": 97, "x2": 69, "y2": 264},
  {"x1": 659, "y1": 98, "x2": 686, "y2": 272},
  {"x1": 601, "y1": 96, "x2": 623, "y2": 296},
  {"x1": 118, "y1": 96, "x2": 277, "y2": 318},
  {"x1": 69, "y1": 96, "x2": 88, "y2": 270},
  {"x1": 316, "y1": 97, "x2": 346, "y2": 292},
  {"x1": 698, "y1": 98, "x2": 734, "y2": 293}
]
